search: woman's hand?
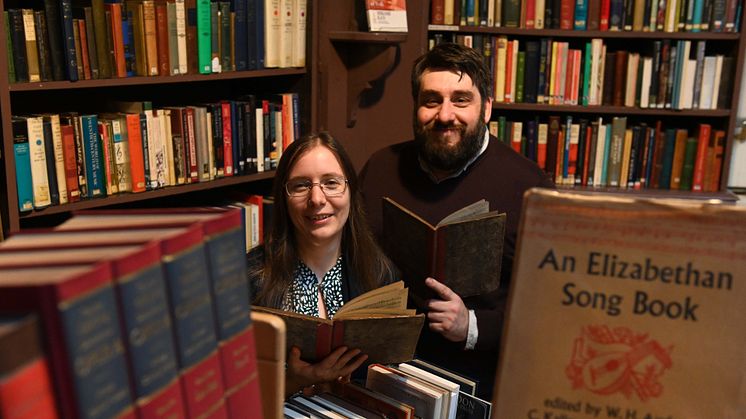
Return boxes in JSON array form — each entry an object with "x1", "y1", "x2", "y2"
[{"x1": 285, "y1": 345, "x2": 368, "y2": 397}]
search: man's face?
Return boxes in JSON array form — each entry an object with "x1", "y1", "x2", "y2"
[{"x1": 414, "y1": 69, "x2": 492, "y2": 172}]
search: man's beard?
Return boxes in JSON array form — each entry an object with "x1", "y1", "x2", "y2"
[{"x1": 414, "y1": 108, "x2": 487, "y2": 173}]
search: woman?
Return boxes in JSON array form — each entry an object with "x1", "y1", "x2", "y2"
[{"x1": 248, "y1": 132, "x2": 396, "y2": 396}]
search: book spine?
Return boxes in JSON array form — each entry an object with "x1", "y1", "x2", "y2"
[
  {"x1": 155, "y1": 0, "x2": 171, "y2": 76},
  {"x1": 221, "y1": 101, "x2": 234, "y2": 176},
  {"x1": 80, "y1": 115, "x2": 106, "y2": 198},
  {"x1": 12, "y1": 120, "x2": 34, "y2": 212},
  {"x1": 42, "y1": 118, "x2": 60, "y2": 205},
  {"x1": 25, "y1": 117, "x2": 52, "y2": 208},
  {"x1": 61, "y1": 124, "x2": 81, "y2": 202},
  {"x1": 196, "y1": 0, "x2": 211, "y2": 73},
  {"x1": 161, "y1": 233, "x2": 225, "y2": 417},
  {"x1": 114, "y1": 247, "x2": 186, "y2": 417}
]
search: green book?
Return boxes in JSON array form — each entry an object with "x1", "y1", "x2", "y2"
[
  {"x1": 498, "y1": 116, "x2": 507, "y2": 145},
  {"x1": 515, "y1": 51, "x2": 525, "y2": 103},
  {"x1": 582, "y1": 42, "x2": 591, "y2": 106},
  {"x1": 679, "y1": 136, "x2": 698, "y2": 191},
  {"x1": 196, "y1": 0, "x2": 211, "y2": 74}
]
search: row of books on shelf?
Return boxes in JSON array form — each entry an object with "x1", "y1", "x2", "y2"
[
  {"x1": 6, "y1": 0, "x2": 306, "y2": 84},
  {"x1": 284, "y1": 361, "x2": 491, "y2": 419},
  {"x1": 12, "y1": 92, "x2": 298, "y2": 212},
  {"x1": 430, "y1": 0, "x2": 742, "y2": 32},
  {"x1": 0, "y1": 207, "x2": 266, "y2": 418},
  {"x1": 489, "y1": 116, "x2": 725, "y2": 191},
  {"x1": 432, "y1": 34, "x2": 734, "y2": 110}
]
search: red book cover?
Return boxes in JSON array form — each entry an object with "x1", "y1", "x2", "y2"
[
  {"x1": 582, "y1": 125, "x2": 593, "y2": 185},
  {"x1": 525, "y1": 0, "x2": 536, "y2": 28},
  {"x1": 0, "y1": 315, "x2": 58, "y2": 419},
  {"x1": 106, "y1": 3, "x2": 126, "y2": 77},
  {"x1": 77, "y1": 19, "x2": 92, "y2": 79},
  {"x1": 599, "y1": 0, "x2": 611, "y2": 30},
  {"x1": 691, "y1": 123, "x2": 711, "y2": 191},
  {"x1": 504, "y1": 41, "x2": 514, "y2": 103},
  {"x1": 537, "y1": 124, "x2": 547, "y2": 170},
  {"x1": 98, "y1": 122, "x2": 115, "y2": 195},
  {"x1": 154, "y1": 0, "x2": 170, "y2": 76},
  {"x1": 559, "y1": 0, "x2": 575, "y2": 29},
  {"x1": 221, "y1": 101, "x2": 234, "y2": 176},
  {"x1": 60, "y1": 124, "x2": 81, "y2": 202},
  {"x1": 430, "y1": 0, "x2": 445, "y2": 24},
  {"x1": 125, "y1": 113, "x2": 146, "y2": 193}
]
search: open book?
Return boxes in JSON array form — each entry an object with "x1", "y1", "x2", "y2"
[
  {"x1": 252, "y1": 281, "x2": 424, "y2": 365},
  {"x1": 382, "y1": 197, "x2": 506, "y2": 299}
]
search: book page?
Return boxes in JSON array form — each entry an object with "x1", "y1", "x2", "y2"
[
  {"x1": 336, "y1": 282, "x2": 408, "y2": 317},
  {"x1": 437, "y1": 199, "x2": 489, "y2": 226},
  {"x1": 493, "y1": 189, "x2": 746, "y2": 418}
]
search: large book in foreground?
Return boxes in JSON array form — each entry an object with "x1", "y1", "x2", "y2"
[
  {"x1": 382, "y1": 197, "x2": 506, "y2": 299},
  {"x1": 492, "y1": 189, "x2": 746, "y2": 418},
  {"x1": 253, "y1": 281, "x2": 424, "y2": 365}
]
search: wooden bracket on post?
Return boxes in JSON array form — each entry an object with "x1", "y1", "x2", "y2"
[{"x1": 328, "y1": 31, "x2": 407, "y2": 128}]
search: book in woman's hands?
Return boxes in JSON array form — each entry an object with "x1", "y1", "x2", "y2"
[
  {"x1": 382, "y1": 197, "x2": 506, "y2": 299},
  {"x1": 252, "y1": 281, "x2": 424, "y2": 364}
]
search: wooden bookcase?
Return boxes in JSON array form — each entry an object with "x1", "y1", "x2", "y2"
[
  {"x1": 0, "y1": 0, "x2": 317, "y2": 235},
  {"x1": 416, "y1": 0, "x2": 745, "y2": 201}
]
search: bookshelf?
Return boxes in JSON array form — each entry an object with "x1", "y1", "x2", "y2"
[
  {"x1": 0, "y1": 0, "x2": 315, "y2": 235},
  {"x1": 420, "y1": 0, "x2": 746, "y2": 201}
]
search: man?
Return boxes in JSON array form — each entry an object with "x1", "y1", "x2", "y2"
[{"x1": 359, "y1": 43, "x2": 554, "y2": 400}]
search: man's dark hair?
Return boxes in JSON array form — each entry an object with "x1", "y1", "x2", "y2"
[{"x1": 411, "y1": 43, "x2": 493, "y2": 103}]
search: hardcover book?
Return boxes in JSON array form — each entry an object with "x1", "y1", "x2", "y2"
[
  {"x1": 365, "y1": 0, "x2": 408, "y2": 32},
  {"x1": 381, "y1": 197, "x2": 506, "y2": 299},
  {"x1": 253, "y1": 281, "x2": 424, "y2": 365},
  {"x1": 492, "y1": 189, "x2": 746, "y2": 418}
]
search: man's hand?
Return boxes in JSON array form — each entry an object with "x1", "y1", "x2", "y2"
[
  {"x1": 285, "y1": 346, "x2": 367, "y2": 396},
  {"x1": 425, "y1": 277, "x2": 469, "y2": 342}
]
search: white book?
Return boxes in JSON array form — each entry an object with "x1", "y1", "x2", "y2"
[
  {"x1": 624, "y1": 53, "x2": 639, "y2": 107},
  {"x1": 640, "y1": 57, "x2": 653, "y2": 108},
  {"x1": 310, "y1": 395, "x2": 366, "y2": 419},
  {"x1": 48, "y1": 114, "x2": 68, "y2": 204},
  {"x1": 279, "y1": 0, "x2": 293, "y2": 67},
  {"x1": 26, "y1": 117, "x2": 51, "y2": 208},
  {"x1": 589, "y1": 39, "x2": 603, "y2": 105},
  {"x1": 487, "y1": 0, "x2": 495, "y2": 26},
  {"x1": 175, "y1": 0, "x2": 188, "y2": 74},
  {"x1": 291, "y1": 0, "x2": 307, "y2": 67},
  {"x1": 366, "y1": 365, "x2": 445, "y2": 419},
  {"x1": 161, "y1": 109, "x2": 175, "y2": 185},
  {"x1": 365, "y1": 0, "x2": 408, "y2": 32},
  {"x1": 282, "y1": 404, "x2": 307, "y2": 419},
  {"x1": 264, "y1": 0, "x2": 281, "y2": 67},
  {"x1": 710, "y1": 55, "x2": 723, "y2": 110},
  {"x1": 680, "y1": 59, "x2": 696, "y2": 109},
  {"x1": 699, "y1": 56, "x2": 717, "y2": 110},
  {"x1": 494, "y1": 37, "x2": 507, "y2": 102},
  {"x1": 291, "y1": 396, "x2": 346, "y2": 419},
  {"x1": 510, "y1": 39, "x2": 519, "y2": 104},
  {"x1": 398, "y1": 363, "x2": 460, "y2": 419},
  {"x1": 594, "y1": 119, "x2": 607, "y2": 187},
  {"x1": 535, "y1": 0, "x2": 545, "y2": 29},
  {"x1": 255, "y1": 108, "x2": 265, "y2": 172}
]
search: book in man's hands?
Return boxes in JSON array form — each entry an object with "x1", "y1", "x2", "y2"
[
  {"x1": 252, "y1": 281, "x2": 424, "y2": 365},
  {"x1": 382, "y1": 197, "x2": 506, "y2": 299}
]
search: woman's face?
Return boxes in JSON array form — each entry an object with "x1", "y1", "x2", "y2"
[{"x1": 285, "y1": 145, "x2": 351, "y2": 249}]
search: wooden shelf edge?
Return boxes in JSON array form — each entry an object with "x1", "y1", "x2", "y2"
[
  {"x1": 18, "y1": 171, "x2": 275, "y2": 220},
  {"x1": 427, "y1": 25, "x2": 741, "y2": 40},
  {"x1": 328, "y1": 30, "x2": 408, "y2": 44},
  {"x1": 9, "y1": 69, "x2": 307, "y2": 91},
  {"x1": 491, "y1": 103, "x2": 731, "y2": 116},
  {"x1": 556, "y1": 185, "x2": 739, "y2": 202}
]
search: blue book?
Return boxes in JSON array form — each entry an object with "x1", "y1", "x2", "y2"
[
  {"x1": 692, "y1": 0, "x2": 704, "y2": 31},
  {"x1": 232, "y1": 0, "x2": 248, "y2": 71},
  {"x1": 659, "y1": 128, "x2": 677, "y2": 189},
  {"x1": 79, "y1": 115, "x2": 106, "y2": 198},
  {"x1": 254, "y1": 0, "x2": 264, "y2": 69},
  {"x1": 230, "y1": 101, "x2": 242, "y2": 175},
  {"x1": 644, "y1": 127, "x2": 657, "y2": 187},
  {"x1": 59, "y1": 0, "x2": 78, "y2": 80},
  {"x1": 574, "y1": 0, "x2": 588, "y2": 30},
  {"x1": 246, "y1": 0, "x2": 257, "y2": 69},
  {"x1": 12, "y1": 119, "x2": 33, "y2": 212},
  {"x1": 121, "y1": 3, "x2": 136, "y2": 77}
]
